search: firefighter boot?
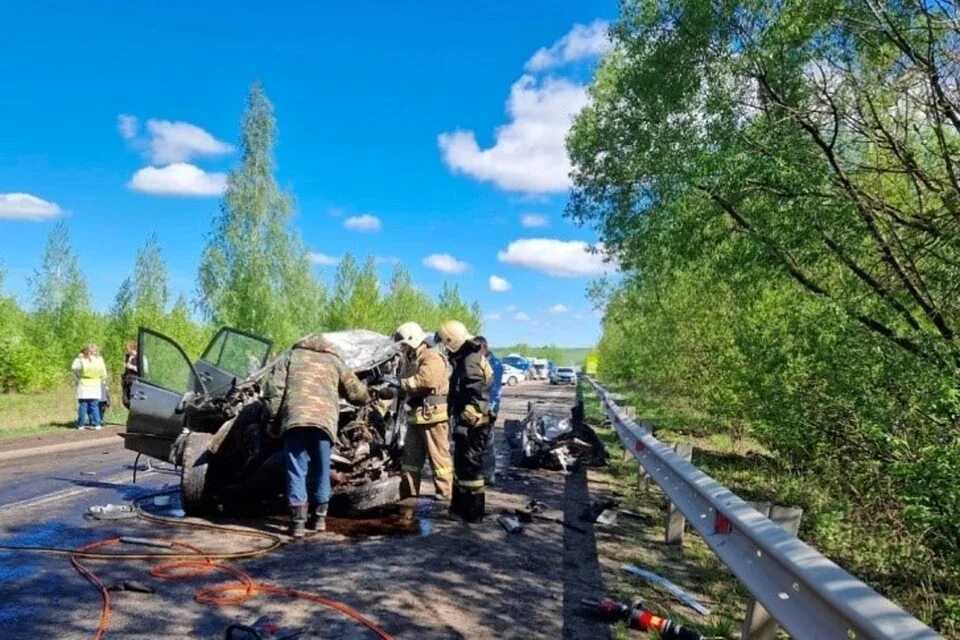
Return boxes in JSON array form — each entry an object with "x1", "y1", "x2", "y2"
[
  {"x1": 289, "y1": 505, "x2": 308, "y2": 538},
  {"x1": 450, "y1": 484, "x2": 465, "y2": 518},
  {"x1": 463, "y1": 489, "x2": 486, "y2": 523},
  {"x1": 307, "y1": 502, "x2": 328, "y2": 532}
]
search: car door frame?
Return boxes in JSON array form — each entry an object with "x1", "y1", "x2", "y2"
[
  {"x1": 194, "y1": 326, "x2": 273, "y2": 395},
  {"x1": 123, "y1": 328, "x2": 208, "y2": 462}
]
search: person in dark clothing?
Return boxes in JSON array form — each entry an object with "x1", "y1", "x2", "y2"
[
  {"x1": 475, "y1": 336, "x2": 502, "y2": 485},
  {"x1": 435, "y1": 320, "x2": 493, "y2": 522},
  {"x1": 121, "y1": 341, "x2": 138, "y2": 409}
]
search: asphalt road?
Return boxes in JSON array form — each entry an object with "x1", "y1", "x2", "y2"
[{"x1": 0, "y1": 382, "x2": 606, "y2": 639}]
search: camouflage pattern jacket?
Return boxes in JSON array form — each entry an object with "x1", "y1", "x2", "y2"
[
  {"x1": 262, "y1": 335, "x2": 370, "y2": 441},
  {"x1": 401, "y1": 344, "x2": 449, "y2": 425},
  {"x1": 448, "y1": 340, "x2": 493, "y2": 426}
]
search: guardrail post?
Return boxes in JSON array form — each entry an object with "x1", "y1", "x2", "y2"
[
  {"x1": 664, "y1": 443, "x2": 694, "y2": 545},
  {"x1": 621, "y1": 406, "x2": 637, "y2": 461},
  {"x1": 742, "y1": 504, "x2": 804, "y2": 640}
]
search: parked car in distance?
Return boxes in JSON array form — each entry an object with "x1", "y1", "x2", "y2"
[
  {"x1": 502, "y1": 364, "x2": 524, "y2": 387},
  {"x1": 549, "y1": 366, "x2": 577, "y2": 385},
  {"x1": 502, "y1": 354, "x2": 530, "y2": 373}
]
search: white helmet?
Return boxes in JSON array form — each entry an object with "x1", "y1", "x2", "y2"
[
  {"x1": 394, "y1": 321, "x2": 426, "y2": 349},
  {"x1": 435, "y1": 320, "x2": 472, "y2": 353}
]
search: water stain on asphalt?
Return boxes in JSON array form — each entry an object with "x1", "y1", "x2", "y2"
[
  {"x1": 326, "y1": 498, "x2": 437, "y2": 538},
  {"x1": 0, "y1": 521, "x2": 97, "y2": 581}
]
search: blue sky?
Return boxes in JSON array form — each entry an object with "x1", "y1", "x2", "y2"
[{"x1": 0, "y1": 2, "x2": 616, "y2": 347}]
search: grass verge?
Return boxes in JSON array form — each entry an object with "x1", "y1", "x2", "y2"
[
  {"x1": 592, "y1": 379, "x2": 958, "y2": 638},
  {"x1": 581, "y1": 382, "x2": 748, "y2": 639},
  {"x1": 0, "y1": 384, "x2": 128, "y2": 440}
]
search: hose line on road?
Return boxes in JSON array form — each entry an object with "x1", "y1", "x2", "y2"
[{"x1": 0, "y1": 488, "x2": 395, "y2": 640}]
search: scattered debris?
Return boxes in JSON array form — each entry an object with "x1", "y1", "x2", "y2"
[
  {"x1": 498, "y1": 513, "x2": 524, "y2": 534},
  {"x1": 224, "y1": 615, "x2": 304, "y2": 640},
  {"x1": 581, "y1": 598, "x2": 705, "y2": 640},
  {"x1": 621, "y1": 564, "x2": 712, "y2": 616},
  {"x1": 618, "y1": 509, "x2": 652, "y2": 522},
  {"x1": 508, "y1": 412, "x2": 604, "y2": 471},
  {"x1": 86, "y1": 504, "x2": 137, "y2": 520},
  {"x1": 108, "y1": 580, "x2": 156, "y2": 594},
  {"x1": 80, "y1": 471, "x2": 97, "y2": 476},
  {"x1": 582, "y1": 498, "x2": 620, "y2": 526},
  {"x1": 120, "y1": 537, "x2": 174, "y2": 549}
]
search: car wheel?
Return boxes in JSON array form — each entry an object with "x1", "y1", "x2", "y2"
[
  {"x1": 507, "y1": 376, "x2": 518, "y2": 387},
  {"x1": 180, "y1": 431, "x2": 215, "y2": 516},
  {"x1": 332, "y1": 474, "x2": 403, "y2": 514}
]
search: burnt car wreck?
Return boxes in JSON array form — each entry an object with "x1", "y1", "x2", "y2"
[{"x1": 122, "y1": 327, "x2": 406, "y2": 516}]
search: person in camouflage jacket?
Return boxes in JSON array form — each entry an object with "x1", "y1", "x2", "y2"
[{"x1": 262, "y1": 334, "x2": 371, "y2": 537}]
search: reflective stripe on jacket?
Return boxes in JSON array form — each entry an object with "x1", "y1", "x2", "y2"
[
  {"x1": 401, "y1": 345, "x2": 449, "y2": 425},
  {"x1": 72, "y1": 356, "x2": 107, "y2": 400}
]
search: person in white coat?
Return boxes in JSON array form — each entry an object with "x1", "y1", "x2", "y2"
[{"x1": 71, "y1": 344, "x2": 108, "y2": 430}]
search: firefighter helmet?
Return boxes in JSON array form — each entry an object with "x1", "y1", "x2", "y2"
[
  {"x1": 435, "y1": 320, "x2": 472, "y2": 353},
  {"x1": 394, "y1": 321, "x2": 426, "y2": 349}
]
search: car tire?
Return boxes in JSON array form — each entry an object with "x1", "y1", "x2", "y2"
[
  {"x1": 180, "y1": 431, "x2": 215, "y2": 516},
  {"x1": 507, "y1": 376, "x2": 518, "y2": 387},
  {"x1": 331, "y1": 474, "x2": 403, "y2": 514}
]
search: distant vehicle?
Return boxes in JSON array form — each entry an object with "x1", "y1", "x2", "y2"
[
  {"x1": 502, "y1": 354, "x2": 530, "y2": 372},
  {"x1": 502, "y1": 364, "x2": 524, "y2": 387},
  {"x1": 549, "y1": 367, "x2": 576, "y2": 385},
  {"x1": 530, "y1": 358, "x2": 550, "y2": 380}
]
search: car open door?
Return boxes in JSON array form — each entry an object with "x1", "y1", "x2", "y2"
[
  {"x1": 123, "y1": 328, "x2": 207, "y2": 461},
  {"x1": 194, "y1": 327, "x2": 273, "y2": 394}
]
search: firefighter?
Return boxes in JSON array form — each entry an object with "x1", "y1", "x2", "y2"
[
  {"x1": 393, "y1": 322, "x2": 453, "y2": 500},
  {"x1": 263, "y1": 334, "x2": 371, "y2": 538},
  {"x1": 475, "y1": 336, "x2": 502, "y2": 485},
  {"x1": 435, "y1": 320, "x2": 493, "y2": 522}
]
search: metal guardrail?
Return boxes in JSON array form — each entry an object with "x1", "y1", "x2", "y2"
[{"x1": 586, "y1": 377, "x2": 941, "y2": 640}]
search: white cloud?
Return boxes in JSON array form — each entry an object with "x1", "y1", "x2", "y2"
[
  {"x1": 514, "y1": 311, "x2": 532, "y2": 322},
  {"x1": 489, "y1": 275, "x2": 511, "y2": 292},
  {"x1": 506, "y1": 304, "x2": 518, "y2": 313},
  {"x1": 498, "y1": 238, "x2": 614, "y2": 277},
  {"x1": 526, "y1": 20, "x2": 611, "y2": 71},
  {"x1": 485, "y1": 312, "x2": 502, "y2": 321},
  {"x1": 308, "y1": 252, "x2": 339, "y2": 266},
  {"x1": 128, "y1": 163, "x2": 227, "y2": 197},
  {"x1": 521, "y1": 213, "x2": 549, "y2": 228},
  {"x1": 423, "y1": 253, "x2": 470, "y2": 274},
  {"x1": 0, "y1": 193, "x2": 63, "y2": 221},
  {"x1": 439, "y1": 75, "x2": 588, "y2": 194},
  {"x1": 143, "y1": 119, "x2": 233, "y2": 164},
  {"x1": 375, "y1": 256, "x2": 400, "y2": 266},
  {"x1": 343, "y1": 214, "x2": 382, "y2": 232},
  {"x1": 117, "y1": 114, "x2": 139, "y2": 140},
  {"x1": 549, "y1": 303, "x2": 569, "y2": 313}
]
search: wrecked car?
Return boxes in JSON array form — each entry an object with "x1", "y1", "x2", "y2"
[{"x1": 122, "y1": 327, "x2": 407, "y2": 516}]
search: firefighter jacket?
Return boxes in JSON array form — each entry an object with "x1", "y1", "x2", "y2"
[
  {"x1": 401, "y1": 345, "x2": 449, "y2": 425},
  {"x1": 448, "y1": 340, "x2": 493, "y2": 427},
  {"x1": 262, "y1": 334, "x2": 370, "y2": 441}
]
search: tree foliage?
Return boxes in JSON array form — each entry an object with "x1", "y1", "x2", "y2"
[
  {"x1": 197, "y1": 82, "x2": 324, "y2": 349},
  {"x1": 569, "y1": 0, "x2": 960, "y2": 627}
]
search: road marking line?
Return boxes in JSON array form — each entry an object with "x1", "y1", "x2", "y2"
[{"x1": 0, "y1": 469, "x2": 158, "y2": 514}]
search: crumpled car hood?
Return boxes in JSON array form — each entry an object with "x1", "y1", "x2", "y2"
[{"x1": 320, "y1": 329, "x2": 397, "y2": 371}]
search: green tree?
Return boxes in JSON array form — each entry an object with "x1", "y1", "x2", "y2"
[
  {"x1": 568, "y1": 1, "x2": 960, "y2": 628},
  {"x1": 379, "y1": 264, "x2": 435, "y2": 333},
  {"x1": 27, "y1": 221, "x2": 94, "y2": 368},
  {"x1": 325, "y1": 255, "x2": 382, "y2": 331},
  {"x1": 197, "y1": 82, "x2": 324, "y2": 349},
  {"x1": 436, "y1": 283, "x2": 482, "y2": 335},
  {"x1": 106, "y1": 233, "x2": 170, "y2": 361}
]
